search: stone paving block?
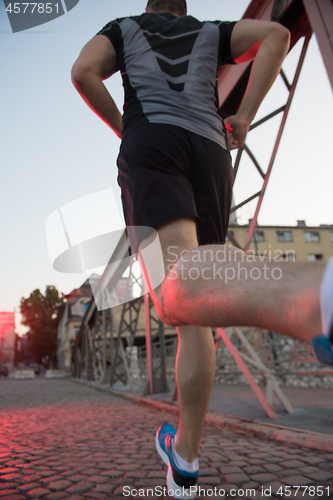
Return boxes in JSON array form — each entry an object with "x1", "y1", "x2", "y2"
[
  {"x1": 5, "y1": 461, "x2": 26, "y2": 467},
  {"x1": 113, "y1": 486, "x2": 126, "y2": 495},
  {"x1": 62, "y1": 474, "x2": 88, "y2": 483},
  {"x1": 124, "y1": 470, "x2": 147, "y2": 478},
  {"x1": 265, "y1": 456, "x2": 284, "y2": 463},
  {"x1": 118, "y1": 464, "x2": 141, "y2": 471},
  {"x1": 263, "y1": 464, "x2": 283, "y2": 473},
  {"x1": 250, "y1": 473, "x2": 278, "y2": 484},
  {"x1": 0, "y1": 474, "x2": 23, "y2": 482},
  {"x1": 27, "y1": 487, "x2": 52, "y2": 498},
  {"x1": 300, "y1": 456, "x2": 327, "y2": 465},
  {"x1": 197, "y1": 478, "x2": 222, "y2": 488},
  {"x1": 18, "y1": 482, "x2": 41, "y2": 492},
  {"x1": 216, "y1": 483, "x2": 238, "y2": 494},
  {"x1": 241, "y1": 481, "x2": 259, "y2": 490},
  {"x1": 218, "y1": 466, "x2": 242, "y2": 474},
  {"x1": 208, "y1": 461, "x2": 229, "y2": 468},
  {"x1": 76, "y1": 470, "x2": 100, "y2": 477},
  {"x1": 277, "y1": 469, "x2": 303, "y2": 479},
  {"x1": 60, "y1": 470, "x2": 80, "y2": 478},
  {"x1": 228, "y1": 461, "x2": 248, "y2": 468},
  {"x1": 85, "y1": 475, "x2": 108, "y2": 484},
  {"x1": 1, "y1": 495, "x2": 26, "y2": 500},
  {"x1": 41, "y1": 476, "x2": 64, "y2": 485},
  {"x1": 142, "y1": 464, "x2": 162, "y2": 471},
  {"x1": 319, "y1": 463, "x2": 333, "y2": 471},
  {"x1": 302, "y1": 471, "x2": 333, "y2": 481},
  {"x1": 298, "y1": 466, "x2": 320, "y2": 474},
  {"x1": 93, "y1": 484, "x2": 115, "y2": 493},
  {"x1": 147, "y1": 471, "x2": 166, "y2": 478},
  {"x1": 94, "y1": 462, "x2": 115, "y2": 470},
  {"x1": 246, "y1": 459, "x2": 267, "y2": 465},
  {"x1": 280, "y1": 460, "x2": 306, "y2": 468},
  {"x1": 66, "y1": 496, "x2": 86, "y2": 500},
  {"x1": 49, "y1": 480, "x2": 73, "y2": 491},
  {"x1": 21, "y1": 474, "x2": 43, "y2": 482},
  {"x1": 99, "y1": 470, "x2": 123, "y2": 478},
  {"x1": 243, "y1": 466, "x2": 266, "y2": 475},
  {"x1": 0, "y1": 468, "x2": 18, "y2": 475},
  {"x1": 66, "y1": 482, "x2": 93, "y2": 494},
  {"x1": 82, "y1": 493, "x2": 107, "y2": 499},
  {"x1": 247, "y1": 453, "x2": 271, "y2": 459},
  {"x1": 113, "y1": 458, "x2": 134, "y2": 464},
  {"x1": 44, "y1": 492, "x2": 70, "y2": 500},
  {"x1": 39, "y1": 471, "x2": 59, "y2": 478},
  {"x1": 207, "y1": 454, "x2": 225, "y2": 461},
  {"x1": 0, "y1": 483, "x2": 18, "y2": 490},
  {"x1": 281, "y1": 476, "x2": 314, "y2": 486},
  {"x1": 222, "y1": 473, "x2": 250, "y2": 484},
  {"x1": 0, "y1": 490, "x2": 24, "y2": 498}
]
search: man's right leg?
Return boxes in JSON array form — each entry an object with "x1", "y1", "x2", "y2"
[{"x1": 158, "y1": 244, "x2": 326, "y2": 342}]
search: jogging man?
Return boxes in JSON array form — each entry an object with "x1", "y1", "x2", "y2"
[{"x1": 72, "y1": 1, "x2": 333, "y2": 497}]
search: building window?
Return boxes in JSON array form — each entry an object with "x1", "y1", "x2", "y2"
[
  {"x1": 307, "y1": 254, "x2": 323, "y2": 261},
  {"x1": 252, "y1": 230, "x2": 265, "y2": 242},
  {"x1": 276, "y1": 230, "x2": 293, "y2": 242},
  {"x1": 304, "y1": 231, "x2": 320, "y2": 243},
  {"x1": 281, "y1": 253, "x2": 296, "y2": 262}
]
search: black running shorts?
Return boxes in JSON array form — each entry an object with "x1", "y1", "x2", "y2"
[{"x1": 117, "y1": 124, "x2": 233, "y2": 248}]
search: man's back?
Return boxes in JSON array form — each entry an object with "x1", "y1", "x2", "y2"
[{"x1": 98, "y1": 13, "x2": 235, "y2": 148}]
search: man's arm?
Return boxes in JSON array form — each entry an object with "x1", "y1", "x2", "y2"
[
  {"x1": 71, "y1": 35, "x2": 122, "y2": 139},
  {"x1": 224, "y1": 20, "x2": 290, "y2": 150}
]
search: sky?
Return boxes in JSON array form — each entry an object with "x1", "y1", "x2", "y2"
[{"x1": 0, "y1": 0, "x2": 332, "y2": 335}]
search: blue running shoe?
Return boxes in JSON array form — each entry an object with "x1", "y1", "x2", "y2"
[
  {"x1": 156, "y1": 423, "x2": 199, "y2": 499},
  {"x1": 312, "y1": 258, "x2": 333, "y2": 366},
  {"x1": 312, "y1": 335, "x2": 333, "y2": 366}
]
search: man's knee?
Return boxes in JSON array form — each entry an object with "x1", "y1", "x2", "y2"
[{"x1": 152, "y1": 259, "x2": 196, "y2": 327}]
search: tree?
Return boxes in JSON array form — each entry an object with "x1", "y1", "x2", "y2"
[{"x1": 20, "y1": 286, "x2": 64, "y2": 364}]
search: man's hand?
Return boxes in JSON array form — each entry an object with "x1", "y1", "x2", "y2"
[
  {"x1": 224, "y1": 115, "x2": 250, "y2": 150},
  {"x1": 71, "y1": 35, "x2": 122, "y2": 138}
]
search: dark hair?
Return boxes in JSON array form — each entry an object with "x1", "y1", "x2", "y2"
[{"x1": 146, "y1": 0, "x2": 187, "y2": 16}]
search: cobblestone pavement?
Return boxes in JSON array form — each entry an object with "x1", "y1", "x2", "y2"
[{"x1": 0, "y1": 379, "x2": 333, "y2": 500}]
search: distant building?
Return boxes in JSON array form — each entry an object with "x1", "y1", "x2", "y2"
[
  {"x1": 57, "y1": 277, "x2": 98, "y2": 370},
  {"x1": 0, "y1": 312, "x2": 15, "y2": 372},
  {"x1": 227, "y1": 221, "x2": 333, "y2": 261}
]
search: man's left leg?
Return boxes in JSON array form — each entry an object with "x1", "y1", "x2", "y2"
[
  {"x1": 175, "y1": 324, "x2": 215, "y2": 463},
  {"x1": 139, "y1": 217, "x2": 215, "y2": 496}
]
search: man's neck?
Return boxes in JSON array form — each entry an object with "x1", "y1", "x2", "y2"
[{"x1": 148, "y1": 10, "x2": 181, "y2": 17}]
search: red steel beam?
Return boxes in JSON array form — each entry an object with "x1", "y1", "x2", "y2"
[
  {"x1": 218, "y1": 0, "x2": 312, "y2": 118},
  {"x1": 302, "y1": 0, "x2": 333, "y2": 90}
]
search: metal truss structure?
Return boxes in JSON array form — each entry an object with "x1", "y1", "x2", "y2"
[
  {"x1": 72, "y1": 234, "x2": 171, "y2": 394},
  {"x1": 71, "y1": 0, "x2": 333, "y2": 419},
  {"x1": 210, "y1": 0, "x2": 333, "y2": 418},
  {"x1": 219, "y1": 0, "x2": 333, "y2": 249}
]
